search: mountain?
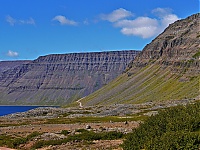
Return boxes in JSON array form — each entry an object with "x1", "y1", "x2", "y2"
[
  {"x1": 0, "y1": 61, "x2": 31, "y2": 73},
  {"x1": 81, "y1": 13, "x2": 200, "y2": 106},
  {"x1": 0, "y1": 50, "x2": 139, "y2": 105}
]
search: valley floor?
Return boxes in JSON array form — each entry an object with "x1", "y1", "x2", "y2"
[{"x1": 0, "y1": 99, "x2": 198, "y2": 149}]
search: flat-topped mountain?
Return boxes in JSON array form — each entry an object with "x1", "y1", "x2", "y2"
[
  {"x1": 0, "y1": 50, "x2": 140, "y2": 105},
  {"x1": 81, "y1": 13, "x2": 200, "y2": 106},
  {"x1": 0, "y1": 60, "x2": 31, "y2": 73}
]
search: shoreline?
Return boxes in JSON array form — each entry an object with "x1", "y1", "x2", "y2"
[
  {"x1": 0, "y1": 106, "x2": 60, "y2": 117},
  {"x1": 0, "y1": 100, "x2": 198, "y2": 149}
]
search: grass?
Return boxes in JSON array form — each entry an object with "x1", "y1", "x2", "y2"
[
  {"x1": 192, "y1": 51, "x2": 200, "y2": 59},
  {"x1": 0, "y1": 131, "x2": 41, "y2": 149},
  {"x1": 80, "y1": 63, "x2": 200, "y2": 105},
  {"x1": 45, "y1": 115, "x2": 148, "y2": 124},
  {"x1": 60, "y1": 130, "x2": 70, "y2": 135},
  {"x1": 0, "y1": 124, "x2": 21, "y2": 127},
  {"x1": 32, "y1": 130, "x2": 125, "y2": 149},
  {"x1": 80, "y1": 74, "x2": 128, "y2": 105},
  {"x1": 0, "y1": 117, "x2": 49, "y2": 127}
]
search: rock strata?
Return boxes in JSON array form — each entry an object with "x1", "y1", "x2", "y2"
[
  {"x1": 0, "y1": 50, "x2": 139, "y2": 105},
  {"x1": 128, "y1": 13, "x2": 200, "y2": 75},
  {"x1": 0, "y1": 60, "x2": 30, "y2": 73}
]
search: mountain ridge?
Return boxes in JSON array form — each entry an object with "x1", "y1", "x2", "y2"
[
  {"x1": 81, "y1": 13, "x2": 200, "y2": 106},
  {"x1": 0, "y1": 50, "x2": 140, "y2": 105},
  {"x1": 0, "y1": 60, "x2": 31, "y2": 73}
]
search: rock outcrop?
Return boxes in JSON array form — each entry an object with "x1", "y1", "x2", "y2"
[
  {"x1": 82, "y1": 13, "x2": 200, "y2": 106},
  {"x1": 0, "y1": 50, "x2": 139, "y2": 105}
]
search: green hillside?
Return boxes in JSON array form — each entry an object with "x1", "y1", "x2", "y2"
[
  {"x1": 78, "y1": 13, "x2": 200, "y2": 106},
  {"x1": 81, "y1": 63, "x2": 199, "y2": 106}
]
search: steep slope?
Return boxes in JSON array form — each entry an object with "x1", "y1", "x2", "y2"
[
  {"x1": 0, "y1": 50, "x2": 139, "y2": 105},
  {"x1": 82, "y1": 13, "x2": 200, "y2": 106}
]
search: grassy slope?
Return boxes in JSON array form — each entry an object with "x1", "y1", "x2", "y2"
[
  {"x1": 71, "y1": 14, "x2": 200, "y2": 106},
  {"x1": 81, "y1": 63, "x2": 199, "y2": 106}
]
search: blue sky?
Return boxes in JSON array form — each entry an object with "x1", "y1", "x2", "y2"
[{"x1": 0, "y1": 0, "x2": 199, "y2": 60}]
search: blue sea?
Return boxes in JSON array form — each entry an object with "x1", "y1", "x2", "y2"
[{"x1": 0, "y1": 106, "x2": 50, "y2": 116}]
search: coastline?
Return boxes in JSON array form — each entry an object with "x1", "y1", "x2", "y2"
[
  {"x1": 0, "y1": 99, "x2": 198, "y2": 149},
  {"x1": 0, "y1": 106, "x2": 59, "y2": 117}
]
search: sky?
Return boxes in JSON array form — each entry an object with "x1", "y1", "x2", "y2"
[{"x1": 0, "y1": 0, "x2": 199, "y2": 61}]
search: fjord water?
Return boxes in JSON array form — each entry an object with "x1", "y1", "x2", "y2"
[{"x1": 0, "y1": 106, "x2": 45, "y2": 116}]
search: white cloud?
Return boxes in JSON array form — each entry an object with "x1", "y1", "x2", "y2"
[
  {"x1": 152, "y1": 8, "x2": 180, "y2": 29},
  {"x1": 101, "y1": 8, "x2": 180, "y2": 39},
  {"x1": 115, "y1": 17, "x2": 159, "y2": 38},
  {"x1": 100, "y1": 8, "x2": 133, "y2": 22},
  {"x1": 6, "y1": 15, "x2": 35, "y2": 26},
  {"x1": 6, "y1": 15, "x2": 16, "y2": 26},
  {"x1": 19, "y1": 18, "x2": 35, "y2": 25},
  {"x1": 161, "y1": 14, "x2": 179, "y2": 28},
  {"x1": 52, "y1": 15, "x2": 78, "y2": 26},
  {"x1": 115, "y1": 17, "x2": 158, "y2": 28},
  {"x1": 7, "y1": 50, "x2": 19, "y2": 57},
  {"x1": 152, "y1": 8, "x2": 173, "y2": 18},
  {"x1": 121, "y1": 26, "x2": 158, "y2": 39}
]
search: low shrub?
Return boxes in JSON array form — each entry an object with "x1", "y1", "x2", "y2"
[
  {"x1": 32, "y1": 130, "x2": 124, "y2": 149},
  {"x1": 60, "y1": 130, "x2": 70, "y2": 135},
  {"x1": 122, "y1": 102, "x2": 200, "y2": 150},
  {"x1": 75, "y1": 128, "x2": 88, "y2": 133},
  {"x1": 0, "y1": 131, "x2": 41, "y2": 149}
]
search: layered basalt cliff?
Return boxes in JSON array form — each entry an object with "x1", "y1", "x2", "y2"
[
  {"x1": 0, "y1": 61, "x2": 30, "y2": 73},
  {"x1": 128, "y1": 13, "x2": 199, "y2": 75},
  {"x1": 82, "y1": 13, "x2": 200, "y2": 106},
  {"x1": 0, "y1": 50, "x2": 139, "y2": 105}
]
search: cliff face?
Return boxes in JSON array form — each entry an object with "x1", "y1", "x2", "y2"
[
  {"x1": 0, "y1": 61, "x2": 30, "y2": 73},
  {"x1": 0, "y1": 50, "x2": 139, "y2": 105},
  {"x1": 128, "y1": 13, "x2": 199, "y2": 75},
  {"x1": 82, "y1": 13, "x2": 200, "y2": 106}
]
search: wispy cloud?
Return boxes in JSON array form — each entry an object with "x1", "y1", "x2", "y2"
[
  {"x1": 6, "y1": 15, "x2": 35, "y2": 26},
  {"x1": 6, "y1": 15, "x2": 16, "y2": 26},
  {"x1": 101, "y1": 8, "x2": 180, "y2": 39},
  {"x1": 152, "y1": 8, "x2": 180, "y2": 29},
  {"x1": 83, "y1": 19, "x2": 89, "y2": 25},
  {"x1": 100, "y1": 8, "x2": 133, "y2": 22},
  {"x1": 19, "y1": 17, "x2": 35, "y2": 25},
  {"x1": 7, "y1": 50, "x2": 19, "y2": 57},
  {"x1": 152, "y1": 8, "x2": 173, "y2": 18},
  {"x1": 52, "y1": 15, "x2": 78, "y2": 26}
]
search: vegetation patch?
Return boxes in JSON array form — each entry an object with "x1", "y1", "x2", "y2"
[
  {"x1": 45, "y1": 115, "x2": 147, "y2": 124},
  {"x1": 192, "y1": 51, "x2": 200, "y2": 59},
  {"x1": 60, "y1": 130, "x2": 70, "y2": 135},
  {"x1": 0, "y1": 131, "x2": 41, "y2": 149},
  {"x1": 82, "y1": 63, "x2": 199, "y2": 105},
  {"x1": 32, "y1": 130, "x2": 124, "y2": 149},
  {"x1": 122, "y1": 102, "x2": 200, "y2": 149}
]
